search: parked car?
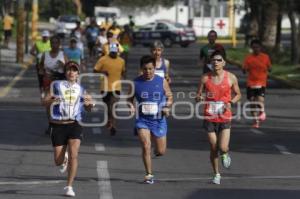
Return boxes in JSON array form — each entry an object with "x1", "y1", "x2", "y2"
[
  {"x1": 55, "y1": 15, "x2": 81, "y2": 38},
  {"x1": 133, "y1": 20, "x2": 196, "y2": 48}
]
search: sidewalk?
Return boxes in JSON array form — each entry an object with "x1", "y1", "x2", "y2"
[{"x1": 0, "y1": 41, "x2": 33, "y2": 68}]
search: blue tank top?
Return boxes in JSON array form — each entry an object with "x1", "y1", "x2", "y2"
[
  {"x1": 51, "y1": 80, "x2": 85, "y2": 121},
  {"x1": 155, "y1": 58, "x2": 167, "y2": 78},
  {"x1": 134, "y1": 75, "x2": 166, "y2": 120},
  {"x1": 64, "y1": 47, "x2": 83, "y2": 65}
]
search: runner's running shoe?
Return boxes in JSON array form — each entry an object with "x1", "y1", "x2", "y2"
[
  {"x1": 252, "y1": 121, "x2": 260, "y2": 128},
  {"x1": 59, "y1": 153, "x2": 68, "y2": 174},
  {"x1": 259, "y1": 112, "x2": 266, "y2": 121},
  {"x1": 221, "y1": 153, "x2": 231, "y2": 169},
  {"x1": 144, "y1": 174, "x2": 154, "y2": 184},
  {"x1": 212, "y1": 173, "x2": 221, "y2": 184},
  {"x1": 64, "y1": 186, "x2": 75, "y2": 197}
]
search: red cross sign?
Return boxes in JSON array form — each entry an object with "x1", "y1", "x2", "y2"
[{"x1": 217, "y1": 20, "x2": 226, "y2": 29}]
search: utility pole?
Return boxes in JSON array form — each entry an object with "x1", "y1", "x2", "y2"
[
  {"x1": 175, "y1": 1, "x2": 179, "y2": 23},
  {"x1": 16, "y1": 0, "x2": 25, "y2": 63},
  {"x1": 31, "y1": 0, "x2": 38, "y2": 44},
  {"x1": 228, "y1": 0, "x2": 237, "y2": 47},
  {"x1": 209, "y1": 0, "x2": 218, "y2": 30}
]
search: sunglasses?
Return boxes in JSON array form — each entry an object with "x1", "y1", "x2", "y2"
[{"x1": 212, "y1": 59, "x2": 223, "y2": 62}]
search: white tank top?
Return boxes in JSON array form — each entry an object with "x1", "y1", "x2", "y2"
[{"x1": 44, "y1": 51, "x2": 65, "y2": 75}]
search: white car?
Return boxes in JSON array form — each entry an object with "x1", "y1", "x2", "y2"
[{"x1": 55, "y1": 15, "x2": 81, "y2": 38}]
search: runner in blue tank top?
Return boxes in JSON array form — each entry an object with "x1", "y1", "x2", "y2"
[
  {"x1": 151, "y1": 40, "x2": 171, "y2": 83},
  {"x1": 128, "y1": 55, "x2": 173, "y2": 184}
]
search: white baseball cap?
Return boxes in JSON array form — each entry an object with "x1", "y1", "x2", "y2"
[
  {"x1": 41, "y1": 30, "x2": 50, "y2": 37},
  {"x1": 109, "y1": 43, "x2": 119, "y2": 53}
]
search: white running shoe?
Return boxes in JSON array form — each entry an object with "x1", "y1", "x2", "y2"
[
  {"x1": 212, "y1": 173, "x2": 221, "y2": 185},
  {"x1": 144, "y1": 174, "x2": 154, "y2": 184},
  {"x1": 221, "y1": 153, "x2": 231, "y2": 169},
  {"x1": 59, "y1": 152, "x2": 68, "y2": 174},
  {"x1": 64, "y1": 186, "x2": 75, "y2": 197}
]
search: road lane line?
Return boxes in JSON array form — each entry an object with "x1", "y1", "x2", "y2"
[
  {"x1": 0, "y1": 68, "x2": 27, "y2": 98},
  {"x1": 0, "y1": 180, "x2": 64, "y2": 185},
  {"x1": 93, "y1": 128, "x2": 102, "y2": 135},
  {"x1": 97, "y1": 161, "x2": 113, "y2": 199},
  {"x1": 157, "y1": 175, "x2": 300, "y2": 182},
  {"x1": 274, "y1": 144, "x2": 292, "y2": 155},
  {"x1": 92, "y1": 118, "x2": 100, "y2": 122},
  {"x1": 95, "y1": 144, "x2": 105, "y2": 152},
  {"x1": 250, "y1": 129, "x2": 264, "y2": 135}
]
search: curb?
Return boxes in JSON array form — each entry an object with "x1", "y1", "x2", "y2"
[{"x1": 269, "y1": 75, "x2": 300, "y2": 90}]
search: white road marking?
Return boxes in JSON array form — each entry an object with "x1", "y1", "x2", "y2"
[
  {"x1": 158, "y1": 175, "x2": 300, "y2": 182},
  {"x1": 274, "y1": 144, "x2": 292, "y2": 155},
  {"x1": 95, "y1": 143, "x2": 105, "y2": 152},
  {"x1": 250, "y1": 129, "x2": 264, "y2": 135},
  {"x1": 92, "y1": 118, "x2": 101, "y2": 122},
  {"x1": 89, "y1": 79, "x2": 96, "y2": 83},
  {"x1": 97, "y1": 161, "x2": 113, "y2": 199},
  {"x1": 0, "y1": 68, "x2": 27, "y2": 98},
  {"x1": 0, "y1": 180, "x2": 64, "y2": 186},
  {"x1": 93, "y1": 128, "x2": 102, "y2": 135}
]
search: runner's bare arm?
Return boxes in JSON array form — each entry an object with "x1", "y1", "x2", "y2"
[
  {"x1": 196, "y1": 75, "x2": 207, "y2": 102},
  {"x1": 229, "y1": 73, "x2": 241, "y2": 104},
  {"x1": 127, "y1": 84, "x2": 135, "y2": 114},
  {"x1": 41, "y1": 91, "x2": 56, "y2": 107},
  {"x1": 163, "y1": 79, "x2": 173, "y2": 107},
  {"x1": 38, "y1": 53, "x2": 45, "y2": 75},
  {"x1": 83, "y1": 93, "x2": 94, "y2": 112},
  {"x1": 30, "y1": 44, "x2": 37, "y2": 56},
  {"x1": 165, "y1": 59, "x2": 171, "y2": 83}
]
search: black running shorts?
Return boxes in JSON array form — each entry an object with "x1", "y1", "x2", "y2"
[
  {"x1": 247, "y1": 87, "x2": 266, "y2": 100},
  {"x1": 203, "y1": 120, "x2": 231, "y2": 133},
  {"x1": 50, "y1": 122, "x2": 83, "y2": 147}
]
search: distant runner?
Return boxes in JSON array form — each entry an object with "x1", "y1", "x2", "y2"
[
  {"x1": 243, "y1": 39, "x2": 271, "y2": 128},
  {"x1": 199, "y1": 30, "x2": 226, "y2": 74}
]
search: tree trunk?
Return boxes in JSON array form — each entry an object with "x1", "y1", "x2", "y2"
[
  {"x1": 261, "y1": 0, "x2": 279, "y2": 49},
  {"x1": 73, "y1": 0, "x2": 82, "y2": 16},
  {"x1": 288, "y1": 0, "x2": 299, "y2": 64},
  {"x1": 298, "y1": 13, "x2": 300, "y2": 65},
  {"x1": 274, "y1": 6, "x2": 282, "y2": 52}
]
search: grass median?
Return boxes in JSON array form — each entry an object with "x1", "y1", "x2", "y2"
[{"x1": 226, "y1": 47, "x2": 300, "y2": 87}]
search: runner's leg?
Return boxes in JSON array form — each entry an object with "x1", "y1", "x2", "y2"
[
  {"x1": 54, "y1": 145, "x2": 67, "y2": 166},
  {"x1": 207, "y1": 132, "x2": 219, "y2": 174},
  {"x1": 138, "y1": 129, "x2": 152, "y2": 175},
  {"x1": 152, "y1": 135, "x2": 167, "y2": 156},
  {"x1": 66, "y1": 139, "x2": 81, "y2": 187}
]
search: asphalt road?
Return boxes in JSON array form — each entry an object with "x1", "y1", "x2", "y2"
[{"x1": 0, "y1": 43, "x2": 300, "y2": 199}]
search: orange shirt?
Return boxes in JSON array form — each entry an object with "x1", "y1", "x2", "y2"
[
  {"x1": 243, "y1": 53, "x2": 271, "y2": 87},
  {"x1": 3, "y1": 15, "x2": 14, "y2": 30},
  {"x1": 94, "y1": 55, "x2": 125, "y2": 91}
]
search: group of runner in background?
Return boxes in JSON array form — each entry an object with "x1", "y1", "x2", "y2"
[{"x1": 29, "y1": 18, "x2": 271, "y2": 196}]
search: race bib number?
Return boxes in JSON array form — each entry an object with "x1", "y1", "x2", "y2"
[
  {"x1": 208, "y1": 101, "x2": 225, "y2": 115},
  {"x1": 155, "y1": 70, "x2": 165, "y2": 78},
  {"x1": 91, "y1": 32, "x2": 98, "y2": 37},
  {"x1": 141, "y1": 102, "x2": 158, "y2": 115}
]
